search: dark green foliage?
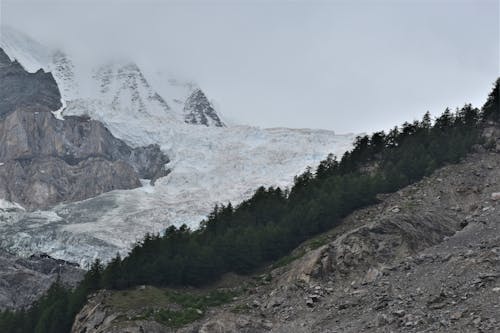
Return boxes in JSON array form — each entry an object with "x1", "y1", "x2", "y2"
[
  {"x1": 151, "y1": 289, "x2": 237, "y2": 328},
  {"x1": 1, "y1": 80, "x2": 496, "y2": 332},
  {"x1": 483, "y1": 78, "x2": 500, "y2": 121}
]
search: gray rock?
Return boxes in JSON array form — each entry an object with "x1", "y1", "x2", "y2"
[
  {"x1": 0, "y1": 156, "x2": 140, "y2": 210},
  {"x1": 0, "y1": 49, "x2": 169, "y2": 209},
  {"x1": 0, "y1": 250, "x2": 83, "y2": 310},
  {"x1": 0, "y1": 48, "x2": 61, "y2": 118},
  {"x1": 0, "y1": 110, "x2": 168, "y2": 181},
  {"x1": 392, "y1": 309, "x2": 406, "y2": 318},
  {"x1": 184, "y1": 88, "x2": 224, "y2": 127}
]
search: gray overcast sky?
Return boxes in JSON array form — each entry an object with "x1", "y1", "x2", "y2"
[{"x1": 1, "y1": 0, "x2": 499, "y2": 133}]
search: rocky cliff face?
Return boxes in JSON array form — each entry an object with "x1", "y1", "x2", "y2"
[
  {"x1": 0, "y1": 250, "x2": 83, "y2": 310},
  {"x1": 0, "y1": 156, "x2": 140, "y2": 210},
  {"x1": 0, "y1": 48, "x2": 61, "y2": 117},
  {"x1": 0, "y1": 110, "x2": 169, "y2": 181},
  {"x1": 0, "y1": 48, "x2": 169, "y2": 209},
  {"x1": 72, "y1": 145, "x2": 500, "y2": 332},
  {"x1": 72, "y1": 290, "x2": 170, "y2": 333}
]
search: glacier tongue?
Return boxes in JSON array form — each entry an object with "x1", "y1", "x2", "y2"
[
  {"x1": 0, "y1": 26, "x2": 357, "y2": 267},
  {"x1": 0, "y1": 125, "x2": 355, "y2": 267}
]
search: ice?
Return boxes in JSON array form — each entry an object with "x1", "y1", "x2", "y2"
[{"x1": 0, "y1": 26, "x2": 356, "y2": 266}]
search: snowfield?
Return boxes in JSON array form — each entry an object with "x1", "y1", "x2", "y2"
[{"x1": 0, "y1": 26, "x2": 356, "y2": 266}]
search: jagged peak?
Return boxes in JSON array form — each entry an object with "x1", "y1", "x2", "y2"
[
  {"x1": 2, "y1": 26, "x2": 226, "y2": 129},
  {"x1": 184, "y1": 88, "x2": 225, "y2": 127}
]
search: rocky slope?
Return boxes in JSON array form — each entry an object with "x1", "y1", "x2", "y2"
[
  {"x1": 0, "y1": 250, "x2": 83, "y2": 310},
  {"x1": 0, "y1": 47, "x2": 169, "y2": 210},
  {"x1": 0, "y1": 47, "x2": 61, "y2": 117},
  {"x1": 72, "y1": 140, "x2": 500, "y2": 332}
]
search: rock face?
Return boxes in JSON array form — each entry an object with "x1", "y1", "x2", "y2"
[
  {"x1": 0, "y1": 156, "x2": 140, "y2": 210},
  {"x1": 71, "y1": 291, "x2": 170, "y2": 333},
  {"x1": 0, "y1": 250, "x2": 83, "y2": 310},
  {"x1": 0, "y1": 48, "x2": 169, "y2": 209},
  {"x1": 0, "y1": 109, "x2": 169, "y2": 183},
  {"x1": 0, "y1": 48, "x2": 61, "y2": 117},
  {"x1": 73, "y1": 149, "x2": 500, "y2": 332},
  {"x1": 184, "y1": 89, "x2": 224, "y2": 127}
]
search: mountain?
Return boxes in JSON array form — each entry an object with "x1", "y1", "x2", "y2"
[
  {"x1": 0, "y1": 48, "x2": 61, "y2": 117},
  {"x1": 8, "y1": 80, "x2": 495, "y2": 333},
  {"x1": 0, "y1": 27, "x2": 356, "y2": 266},
  {"x1": 184, "y1": 88, "x2": 225, "y2": 126},
  {"x1": 0, "y1": 25, "x2": 224, "y2": 128},
  {"x1": 0, "y1": 48, "x2": 168, "y2": 210},
  {"x1": 0, "y1": 250, "x2": 83, "y2": 310},
  {"x1": 0, "y1": 22, "x2": 498, "y2": 333}
]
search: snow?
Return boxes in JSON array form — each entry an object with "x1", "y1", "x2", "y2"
[
  {"x1": 0, "y1": 26, "x2": 52, "y2": 73},
  {"x1": 0, "y1": 199, "x2": 25, "y2": 211},
  {"x1": 0, "y1": 27, "x2": 357, "y2": 266},
  {"x1": 52, "y1": 97, "x2": 66, "y2": 120}
]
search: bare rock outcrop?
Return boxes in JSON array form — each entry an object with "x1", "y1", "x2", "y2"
[
  {"x1": 0, "y1": 48, "x2": 61, "y2": 117},
  {"x1": 0, "y1": 250, "x2": 83, "y2": 310},
  {"x1": 72, "y1": 291, "x2": 169, "y2": 333},
  {"x1": 0, "y1": 47, "x2": 169, "y2": 209},
  {"x1": 184, "y1": 88, "x2": 224, "y2": 127},
  {"x1": 0, "y1": 156, "x2": 140, "y2": 209}
]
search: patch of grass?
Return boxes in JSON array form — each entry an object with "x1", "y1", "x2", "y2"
[
  {"x1": 164, "y1": 289, "x2": 237, "y2": 309},
  {"x1": 271, "y1": 250, "x2": 305, "y2": 269},
  {"x1": 308, "y1": 235, "x2": 329, "y2": 250},
  {"x1": 271, "y1": 235, "x2": 329, "y2": 270},
  {"x1": 106, "y1": 287, "x2": 238, "y2": 328},
  {"x1": 155, "y1": 289, "x2": 238, "y2": 328},
  {"x1": 154, "y1": 308, "x2": 203, "y2": 328},
  {"x1": 107, "y1": 287, "x2": 171, "y2": 311}
]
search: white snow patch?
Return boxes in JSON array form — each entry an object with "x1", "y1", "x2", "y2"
[
  {"x1": 52, "y1": 97, "x2": 66, "y2": 120},
  {"x1": 0, "y1": 199, "x2": 25, "y2": 211}
]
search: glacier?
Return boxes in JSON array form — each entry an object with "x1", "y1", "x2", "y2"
[{"x1": 0, "y1": 26, "x2": 356, "y2": 266}]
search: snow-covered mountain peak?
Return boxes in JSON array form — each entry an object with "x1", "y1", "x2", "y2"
[
  {"x1": 51, "y1": 49, "x2": 78, "y2": 99},
  {"x1": 0, "y1": 26, "x2": 225, "y2": 130},
  {"x1": 92, "y1": 61, "x2": 172, "y2": 114}
]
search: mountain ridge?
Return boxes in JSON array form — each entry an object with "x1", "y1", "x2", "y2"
[
  {"x1": 0, "y1": 25, "x2": 225, "y2": 129},
  {"x1": 0, "y1": 46, "x2": 169, "y2": 210},
  {"x1": 0, "y1": 27, "x2": 356, "y2": 267}
]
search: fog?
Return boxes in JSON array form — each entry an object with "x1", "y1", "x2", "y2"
[{"x1": 1, "y1": 0, "x2": 498, "y2": 133}]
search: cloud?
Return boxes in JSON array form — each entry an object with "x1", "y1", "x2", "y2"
[{"x1": 1, "y1": 0, "x2": 498, "y2": 133}]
